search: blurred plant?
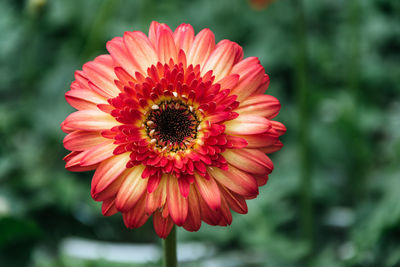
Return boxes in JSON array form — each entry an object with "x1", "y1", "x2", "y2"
[{"x1": 249, "y1": 0, "x2": 276, "y2": 10}]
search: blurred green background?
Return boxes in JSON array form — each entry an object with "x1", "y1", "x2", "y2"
[{"x1": 1, "y1": 0, "x2": 399, "y2": 266}]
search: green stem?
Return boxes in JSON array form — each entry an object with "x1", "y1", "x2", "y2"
[
  {"x1": 294, "y1": 0, "x2": 313, "y2": 254},
  {"x1": 163, "y1": 225, "x2": 177, "y2": 267}
]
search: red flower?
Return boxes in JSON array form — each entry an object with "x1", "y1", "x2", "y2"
[{"x1": 61, "y1": 22, "x2": 285, "y2": 238}]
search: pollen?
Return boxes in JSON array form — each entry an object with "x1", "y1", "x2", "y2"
[{"x1": 145, "y1": 100, "x2": 200, "y2": 152}]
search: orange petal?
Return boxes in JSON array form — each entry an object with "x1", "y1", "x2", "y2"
[
  {"x1": 123, "y1": 31, "x2": 158, "y2": 74},
  {"x1": 145, "y1": 175, "x2": 167, "y2": 214},
  {"x1": 238, "y1": 131, "x2": 279, "y2": 148},
  {"x1": 225, "y1": 115, "x2": 271, "y2": 135},
  {"x1": 271, "y1": 121, "x2": 286, "y2": 136},
  {"x1": 209, "y1": 165, "x2": 258, "y2": 198},
  {"x1": 219, "y1": 185, "x2": 248, "y2": 214},
  {"x1": 153, "y1": 211, "x2": 174, "y2": 239},
  {"x1": 201, "y1": 40, "x2": 243, "y2": 82},
  {"x1": 194, "y1": 173, "x2": 221, "y2": 211},
  {"x1": 123, "y1": 196, "x2": 150, "y2": 228},
  {"x1": 148, "y1": 21, "x2": 173, "y2": 47},
  {"x1": 63, "y1": 110, "x2": 119, "y2": 131},
  {"x1": 157, "y1": 29, "x2": 178, "y2": 64},
  {"x1": 63, "y1": 131, "x2": 105, "y2": 151},
  {"x1": 115, "y1": 165, "x2": 147, "y2": 211},
  {"x1": 230, "y1": 57, "x2": 265, "y2": 101},
  {"x1": 197, "y1": 193, "x2": 221, "y2": 225},
  {"x1": 182, "y1": 184, "x2": 201, "y2": 232},
  {"x1": 82, "y1": 55, "x2": 120, "y2": 98},
  {"x1": 167, "y1": 176, "x2": 188, "y2": 226},
  {"x1": 79, "y1": 140, "x2": 116, "y2": 166},
  {"x1": 222, "y1": 148, "x2": 273, "y2": 175},
  {"x1": 102, "y1": 198, "x2": 118, "y2": 216},
  {"x1": 218, "y1": 74, "x2": 240, "y2": 90},
  {"x1": 236, "y1": 94, "x2": 281, "y2": 119},
  {"x1": 91, "y1": 153, "x2": 130, "y2": 199},
  {"x1": 173, "y1": 23, "x2": 195, "y2": 54},
  {"x1": 106, "y1": 36, "x2": 140, "y2": 77},
  {"x1": 187, "y1": 29, "x2": 215, "y2": 67},
  {"x1": 219, "y1": 193, "x2": 233, "y2": 225},
  {"x1": 65, "y1": 87, "x2": 107, "y2": 110}
]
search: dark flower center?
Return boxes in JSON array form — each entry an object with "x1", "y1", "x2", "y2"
[{"x1": 145, "y1": 100, "x2": 200, "y2": 151}]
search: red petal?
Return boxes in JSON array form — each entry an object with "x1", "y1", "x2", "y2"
[
  {"x1": 91, "y1": 153, "x2": 130, "y2": 200},
  {"x1": 123, "y1": 196, "x2": 149, "y2": 228},
  {"x1": 209, "y1": 165, "x2": 258, "y2": 198},
  {"x1": 225, "y1": 115, "x2": 271, "y2": 135},
  {"x1": 102, "y1": 198, "x2": 118, "y2": 216},
  {"x1": 223, "y1": 148, "x2": 273, "y2": 175},
  {"x1": 236, "y1": 94, "x2": 281, "y2": 119},
  {"x1": 115, "y1": 165, "x2": 147, "y2": 211},
  {"x1": 219, "y1": 185, "x2": 248, "y2": 214},
  {"x1": 167, "y1": 176, "x2": 188, "y2": 226},
  {"x1": 182, "y1": 184, "x2": 201, "y2": 232},
  {"x1": 153, "y1": 211, "x2": 174, "y2": 239},
  {"x1": 187, "y1": 29, "x2": 215, "y2": 67},
  {"x1": 194, "y1": 173, "x2": 221, "y2": 211},
  {"x1": 145, "y1": 176, "x2": 167, "y2": 214}
]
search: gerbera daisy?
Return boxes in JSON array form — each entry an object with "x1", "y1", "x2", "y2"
[{"x1": 61, "y1": 21, "x2": 285, "y2": 238}]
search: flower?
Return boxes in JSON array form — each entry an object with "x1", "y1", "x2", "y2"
[
  {"x1": 61, "y1": 21, "x2": 285, "y2": 238},
  {"x1": 249, "y1": 0, "x2": 276, "y2": 10}
]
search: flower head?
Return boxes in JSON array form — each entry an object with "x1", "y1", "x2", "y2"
[{"x1": 62, "y1": 22, "x2": 285, "y2": 238}]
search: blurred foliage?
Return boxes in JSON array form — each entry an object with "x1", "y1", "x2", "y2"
[{"x1": 0, "y1": 0, "x2": 399, "y2": 266}]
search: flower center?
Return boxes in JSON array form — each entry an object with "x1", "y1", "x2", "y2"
[{"x1": 145, "y1": 99, "x2": 201, "y2": 152}]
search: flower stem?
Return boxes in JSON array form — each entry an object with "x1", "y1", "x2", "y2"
[
  {"x1": 294, "y1": 0, "x2": 313, "y2": 254},
  {"x1": 163, "y1": 225, "x2": 177, "y2": 267}
]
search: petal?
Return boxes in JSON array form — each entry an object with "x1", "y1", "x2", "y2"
[
  {"x1": 173, "y1": 23, "x2": 195, "y2": 54},
  {"x1": 238, "y1": 131, "x2": 279, "y2": 148},
  {"x1": 102, "y1": 198, "x2": 118, "y2": 216},
  {"x1": 222, "y1": 148, "x2": 273, "y2": 175},
  {"x1": 79, "y1": 140, "x2": 116, "y2": 166},
  {"x1": 201, "y1": 40, "x2": 243, "y2": 82},
  {"x1": 209, "y1": 165, "x2": 258, "y2": 198},
  {"x1": 153, "y1": 211, "x2": 174, "y2": 239},
  {"x1": 182, "y1": 184, "x2": 201, "y2": 232},
  {"x1": 194, "y1": 173, "x2": 221, "y2": 211},
  {"x1": 236, "y1": 94, "x2": 281, "y2": 119},
  {"x1": 187, "y1": 29, "x2": 215, "y2": 67},
  {"x1": 260, "y1": 140, "x2": 283, "y2": 154},
  {"x1": 271, "y1": 121, "x2": 286, "y2": 136},
  {"x1": 93, "y1": 170, "x2": 127, "y2": 201},
  {"x1": 64, "y1": 151, "x2": 98, "y2": 172},
  {"x1": 198, "y1": 193, "x2": 221, "y2": 225},
  {"x1": 63, "y1": 131, "x2": 105, "y2": 151},
  {"x1": 148, "y1": 21, "x2": 173, "y2": 47},
  {"x1": 115, "y1": 165, "x2": 147, "y2": 211},
  {"x1": 219, "y1": 185, "x2": 248, "y2": 214},
  {"x1": 65, "y1": 87, "x2": 108, "y2": 110},
  {"x1": 63, "y1": 110, "x2": 119, "y2": 131},
  {"x1": 91, "y1": 153, "x2": 130, "y2": 199},
  {"x1": 167, "y1": 176, "x2": 188, "y2": 226},
  {"x1": 82, "y1": 55, "x2": 120, "y2": 98},
  {"x1": 219, "y1": 193, "x2": 233, "y2": 225},
  {"x1": 124, "y1": 31, "x2": 158, "y2": 74},
  {"x1": 106, "y1": 36, "x2": 140, "y2": 77},
  {"x1": 254, "y1": 174, "x2": 269, "y2": 186},
  {"x1": 123, "y1": 196, "x2": 150, "y2": 228},
  {"x1": 253, "y1": 74, "x2": 270, "y2": 95},
  {"x1": 218, "y1": 74, "x2": 240, "y2": 90},
  {"x1": 225, "y1": 115, "x2": 271, "y2": 135},
  {"x1": 230, "y1": 57, "x2": 265, "y2": 101},
  {"x1": 157, "y1": 29, "x2": 178, "y2": 64},
  {"x1": 145, "y1": 175, "x2": 167, "y2": 214}
]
